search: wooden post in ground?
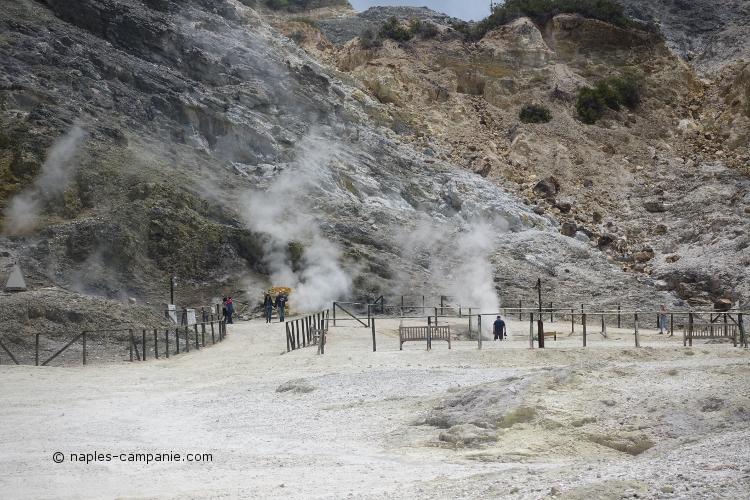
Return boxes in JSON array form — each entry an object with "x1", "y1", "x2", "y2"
[
  {"x1": 618, "y1": 304, "x2": 621, "y2": 328},
  {"x1": 477, "y1": 315, "x2": 482, "y2": 349},
  {"x1": 687, "y1": 313, "x2": 693, "y2": 347},
  {"x1": 371, "y1": 318, "x2": 376, "y2": 352},
  {"x1": 601, "y1": 313, "x2": 606, "y2": 337},
  {"x1": 129, "y1": 329, "x2": 135, "y2": 362},
  {"x1": 165, "y1": 329, "x2": 169, "y2": 358},
  {"x1": 83, "y1": 332, "x2": 87, "y2": 365},
  {"x1": 185, "y1": 327, "x2": 190, "y2": 352},
  {"x1": 201, "y1": 323, "x2": 206, "y2": 347},
  {"x1": 571, "y1": 309, "x2": 575, "y2": 334},
  {"x1": 401, "y1": 296, "x2": 404, "y2": 317},
  {"x1": 519, "y1": 300, "x2": 522, "y2": 321},
  {"x1": 367, "y1": 304, "x2": 371, "y2": 328},
  {"x1": 538, "y1": 317, "x2": 545, "y2": 348},
  {"x1": 35, "y1": 333, "x2": 39, "y2": 366},
  {"x1": 194, "y1": 324, "x2": 199, "y2": 350},
  {"x1": 582, "y1": 313, "x2": 587, "y2": 347},
  {"x1": 176, "y1": 328, "x2": 180, "y2": 354},
  {"x1": 529, "y1": 312, "x2": 534, "y2": 348},
  {"x1": 286, "y1": 322, "x2": 291, "y2": 352},
  {"x1": 143, "y1": 330, "x2": 147, "y2": 361},
  {"x1": 634, "y1": 313, "x2": 641, "y2": 347},
  {"x1": 154, "y1": 329, "x2": 159, "y2": 359},
  {"x1": 738, "y1": 313, "x2": 747, "y2": 348},
  {"x1": 468, "y1": 308, "x2": 472, "y2": 336},
  {"x1": 670, "y1": 313, "x2": 674, "y2": 337},
  {"x1": 427, "y1": 316, "x2": 432, "y2": 351},
  {"x1": 333, "y1": 302, "x2": 337, "y2": 326},
  {"x1": 550, "y1": 303, "x2": 553, "y2": 322}
]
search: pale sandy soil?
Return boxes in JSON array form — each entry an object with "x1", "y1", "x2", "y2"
[{"x1": 1, "y1": 316, "x2": 749, "y2": 500}]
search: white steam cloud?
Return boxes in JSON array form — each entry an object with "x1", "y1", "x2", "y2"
[
  {"x1": 398, "y1": 217, "x2": 506, "y2": 338},
  {"x1": 3, "y1": 126, "x2": 87, "y2": 236},
  {"x1": 242, "y1": 133, "x2": 352, "y2": 312}
]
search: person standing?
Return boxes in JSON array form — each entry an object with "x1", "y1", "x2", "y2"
[
  {"x1": 226, "y1": 296, "x2": 234, "y2": 324},
  {"x1": 658, "y1": 304, "x2": 668, "y2": 334},
  {"x1": 493, "y1": 315, "x2": 506, "y2": 341},
  {"x1": 263, "y1": 293, "x2": 274, "y2": 323},
  {"x1": 275, "y1": 293, "x2": 287, "y2": 322}
]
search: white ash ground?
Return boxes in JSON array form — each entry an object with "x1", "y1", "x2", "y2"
[{"x1": 0, "y1": 317, "x2": 749, "y2": 500}]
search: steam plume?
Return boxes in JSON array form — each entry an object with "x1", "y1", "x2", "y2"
[{"x1": 3, "y1": 126, "x2": 87, "y2": 236}]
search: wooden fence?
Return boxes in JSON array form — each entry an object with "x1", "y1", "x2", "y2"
[
  {"x1": 285, "y1": 310, "x2": 329, "y2": 353},
  {"x1": 0, "y1": 320, "x2": 227, "y2": 366}
]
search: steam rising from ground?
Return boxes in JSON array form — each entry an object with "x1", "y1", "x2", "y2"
[
  {"x1": 2, "y1": 126, "x2": 87, "y2": 236},
  {"x1": 242, "y1": 134, "x2": 352, "y2": 312},
  {"x1": 398, "y1": 217, "x2": 506, "y2": 338}
]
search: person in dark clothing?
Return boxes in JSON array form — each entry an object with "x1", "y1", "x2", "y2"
[
  {"x1": 493, "y1": 315, "x2": 506, "y2": 340},
  {"x1": 274, "y1": 293, "x2": 287, "y2": 322},
  {"x1": 222, "y1": 297, "x2": 228, "y2": 321},
  {"x1": 226, "y1": 296, "x2": 234, "y2": 324},
  {"x1": 263, "y1": 294, "x2": 274, "y2": 323}
]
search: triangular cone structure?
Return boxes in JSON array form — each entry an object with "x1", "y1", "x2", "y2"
[{"x1": 4, "y1": 264, "x2": 27, "y2": 292}]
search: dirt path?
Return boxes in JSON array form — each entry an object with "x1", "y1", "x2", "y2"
[{"x1": 1, "y1": 317, "x2": 749, "y2": 499}]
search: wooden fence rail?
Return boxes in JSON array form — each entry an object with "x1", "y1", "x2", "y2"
[{"x1": 0, "y1": 320, "x2": 227, "y2": 367}]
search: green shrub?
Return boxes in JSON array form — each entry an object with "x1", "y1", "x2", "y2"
[
  {"x1": 575, "y1": 72, "x2": 643, "y2": 123},
  {"x1": 359, "y1": 28, "x2": 382, "y2": 49},
  {"x1": 519, "y1": 103, "x2": 552, "y2": 123},
  {"x1": 378, "y1": 16, "x2": 413, "y2": 42},
  {"x1": 289, "y1": 16, "x2": 322, "y2": 32},
  {"x1": 455, "y1": 0, "x2": 661, "y2": 41},
  {"x1": 410, "y1": 19, "x2": 439, "y2": 38},
  {"x1": 576, "y1": 86, "x2": 605, "y2": 124}
]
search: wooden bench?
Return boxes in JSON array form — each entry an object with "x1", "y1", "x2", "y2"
[
  {"x1": 684, "y1": 322, "x2": 738, "y2": 346},
  {"x1": 543, "y1": 331, "x2": 557, "y2": 341},
  {"x1": 399, "y1": 325, "x2": 451, "y2": 349}
]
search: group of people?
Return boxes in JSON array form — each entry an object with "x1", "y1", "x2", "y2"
[
  {"x1": 222, "y1": 297, "x2": 234, "y2": 324},
  {"x1": 263, "y1": 293, "x2": 288, "y2": 323}
]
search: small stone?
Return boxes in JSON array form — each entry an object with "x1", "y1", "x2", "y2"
[
  {"x1": 561, "y1": 223, "x2": 577, "y2": 237},
  {"x1": 665, "y1": 254, "x2": 681, "y2": 263},
  {"x1": 602, "y1": 399, "x2": 617, "y2": 406},
  {"x1": 661, "y1": 485, "x2": 675, "y2": 493},
  {"x1": 644, "y1": 201, "x2": 667, "y2": 212},
  {"x1": 635, "y1": 249, "x2": 655, "y2": 262},
  {"x1": 653, "y1": 224, "x2": 668, "y2": 234},
  {"x1": 550, "y1": 486, "x2": 561, "y2": 495}
]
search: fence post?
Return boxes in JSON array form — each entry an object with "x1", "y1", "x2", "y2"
[
  {"x1": 401, "y1": 296, "x2": 404, "y2": 317},
  {"x1": 468, "y1": 308, "x2": 472, "y2": 336},
  {"x1": 154, "y1": 329, "x2": 159, "y2": 359},
  {"x1": 367, "y1": 304, "x2": 371, "y2": 328},
  {"x1": 477, "y1": 315, "x2": 482, "y2": 349},
  {"x1": 571, "y1": 308, "x2": 575, "y2": 334},
  {"x1": 83, "y1": 332, "x2": 87, "y2": 365},
  {"x1": 129, "y1": 329, "x2": 134, "y2": 362},
  {"x1": 296, "y1": 320, "x2": 300, "y2": 349},
  {"x1": 185, "y1": 327, "x2": 189, "y2": 352},
  {"x1": 601, "y1": 313, "x2": 606, "y2": 336},
  {"x1": 427, "y1": 316, "x2": 432, "y2": 351},
  {"x1": 582, "y1": 313, "x2": 587, "y2": 347},
  {"x1": 618, "y1": 304, "x2": 621, "y2": 328},
  {"x1": 165, "y1": 329, "x2": 170, "y2": 358},
  {"x1": 538, "y1": 316, "x2": 545, "y2": 349},
  {"x1": 35, "y1": 333, "x2": 39, "y2": 366},
  {"x1": 550, "y1": 302, "x2": 553, "y2": 322},
  {"x1": 176, "y1": 328, "x2": 180, "y2": 354},
  {"x1": 529, "y1": 312, "x2": 534, "y2": 348},
  {"x1": 634, "y1": 313, "x2": 641, "y2": 347},
  {"x1": 440, "y1": 296, "x2": 444, "y2": 315},
  {"x1": 670, "y1": 313, "x2": 674, "y2": 337},
  {"x1": 142, "y1": 329, "x2": 147, "y2": 361},
  {"x1": 372, "y1": 318, "x2": 376, "y2": 352},
  {"x1": 519, "y1": 300, "x2": 522, "y2": 321},
  {"x1": 687, "y1": 313, "x2": 693, "y2": 347},
  {"x1": 333, "y1": 303, "x2": 337, "y2": 326},
  {"x1": 286, "y1": 322, "x2": 291, "y2": 352},
  {"x1": 194, "y1": 324, "x2": 199, "y2": 350},
  {"x1": 739, "y1": 313, "x2": 747, "y2": 348},
  {"x1": 201, "y1": 323, "x2": 206, "y2": 347}
]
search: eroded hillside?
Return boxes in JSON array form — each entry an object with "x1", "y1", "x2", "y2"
[{"x1": 0, "y1": 0, "x2": 748, "y2": 316}]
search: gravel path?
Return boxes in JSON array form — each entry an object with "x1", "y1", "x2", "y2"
[{"x1": 1, "y1": 317, "x2": 749, "y2": 499}]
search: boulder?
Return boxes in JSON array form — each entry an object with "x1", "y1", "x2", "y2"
[
  {"x1": 597, "y1": 233, "x2": 617, "y2": 248},
  {"x1": 714, "y1": 298, "x2": 732, "y2": 311},
  {"x1": 665, "y1": 254, "x2": 682, "y2": 263},
  {"x1": 553, "y1": 201, "x2": 572, "y2": 213},
  {"x1": 644, "y1": 201, "x2": 668, "y2": 212},
  {"x1": 561, "y1": 222, "x2": 577, "y2": 237},
  {"x1": 653, "y1": 224, "x2": 668, "y2": 234},
  {"x1": 688, "y1": 297, "x2": 713, "y2": 307},
  {"x1": 634, "y1": 249, "x2": 655, "y2": 262},
  {"x1": 533, "y1": 176, "x2": 559, "y2": 197}
]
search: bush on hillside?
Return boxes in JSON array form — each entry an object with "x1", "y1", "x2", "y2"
[
  {"x1": 575, "y1": 72, "x2": 643, "y2": 124},
  {"x1": 410, "y1": 19, "x2": 439, "y2": 38},
  {"x1": 454, "y1": 0, "x2": 660, "y2": 41},
  {"x1": 289, "y1": 17, "x2": 322, "y2": 32},
  {"x1": 359, "y1": 28, "x2": 382, "y2": 49},
  {"x1": 519, "y1": 103, "x2": 553, "y2": 123},
  {"x1": 378, "y1": 16, "x2": 413, "y2": 42},
  {"x1": 264, "y1": 0, "x2": 310, "y2": 11}
]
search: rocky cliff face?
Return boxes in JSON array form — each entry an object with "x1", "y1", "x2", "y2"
[{"x1": 1, "y1": 0, "x2": 747, "y2": 312}]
